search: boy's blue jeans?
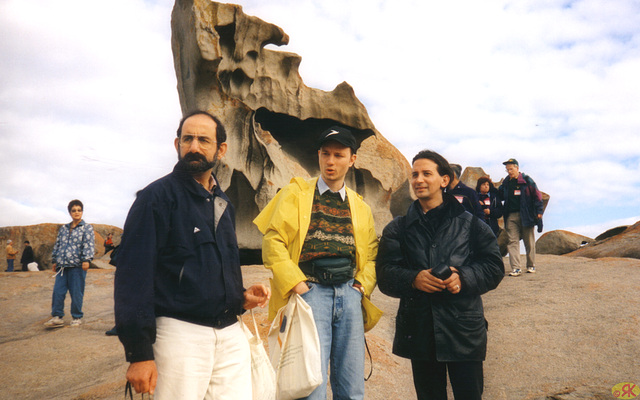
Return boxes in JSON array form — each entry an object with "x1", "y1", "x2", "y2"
[{"x1": 51, "y1": 267, "x2": 87, "y2": 319}]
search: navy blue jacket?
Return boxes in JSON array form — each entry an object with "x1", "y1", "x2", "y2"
[
  {"x1": 498, "y1": 172, "x2": 543, "y2": 228},
  {"x1": 477, "y1": 186, "x2": 503, "y2": 237},
  {"x1": 376, "y1": 195, "x2": 504, "y2": 362},
  {"x1": 448, "y1": 182, "x2": 485, "y2": 219},
  {"x1": 114, "y1": 164, "x2": 245, "y2": 363}
]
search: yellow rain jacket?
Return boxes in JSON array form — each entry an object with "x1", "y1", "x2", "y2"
[{"x1": 253, "y1": 177, "x2": 381, "y2": 330}]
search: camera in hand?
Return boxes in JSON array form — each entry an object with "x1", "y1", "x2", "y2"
[{"x1": 431, "y1": 263, "x2": 452, "y2": 280}]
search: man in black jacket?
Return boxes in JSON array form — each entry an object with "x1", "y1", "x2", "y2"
[
  {"x1": 20, "y1": 240, "x2": 35, "y2": 271},
  {"x1": 376, "y1": 150, "x2": 504, "y2": 400},
  {"x1": 114, "y1": 111, "x2": 270, "y2": 398}
]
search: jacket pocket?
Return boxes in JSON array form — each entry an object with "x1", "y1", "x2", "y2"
[{"x1": 174, "y1": 229, "x2": 216, "y2": 304}]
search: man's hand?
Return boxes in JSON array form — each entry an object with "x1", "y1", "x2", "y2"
[
  {"x1": 443, "y1": 267, "x2": 462, "y2": 294},
  {"x1": 291, "y1": 281, "x2": 310, "y2": 295},
  {"x1": 413, "y1": 270, "x2": 446, "y2": 293},
  {"x1": 126, "y1": 360, "x2": 157, "y2": 395},
  {"x1": 484, "y1": 208, "x2": 491, "y2": 215},
  {"x1": 81, "y1": 261, "x2": 90, "y2": 271},
  {"x1": 243, "y1": 284, "x2": 271, "y2": 309}
]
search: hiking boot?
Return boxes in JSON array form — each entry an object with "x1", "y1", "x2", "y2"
[
  {"x1": 70, "y1": 318, "x2": 82, "y2": 327},
  {"x1": 44, "y1": 316, "x2": 64, "y2": 328},
  {"x1": 527, "y1": 266, "x2": 536, "y2": 273},
  {"x1": 508, "y1": 269, "x2": 522, "y2": 277}
]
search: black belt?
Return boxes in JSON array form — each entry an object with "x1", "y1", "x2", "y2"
[{"x1": 298, "y1": 257, "x2": 354, "y2": 285}]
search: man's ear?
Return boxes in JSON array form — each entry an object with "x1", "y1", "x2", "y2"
[
  {"x1": 349, "y1": 153, "x2": 357, "y2": 167},
  {"x1": 441, "y1": 174, "x2": 451, "y2": 189},
  {"x1": 174, "y1": 137, "x2": 180, "y2": 153},
  {"x1": 216, "y1": 143, "x2": 228, "y2": 159}
]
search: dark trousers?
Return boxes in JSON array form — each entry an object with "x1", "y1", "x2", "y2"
[{"x1": 411, "y1": 359, "x2": 484, "y2": 400}]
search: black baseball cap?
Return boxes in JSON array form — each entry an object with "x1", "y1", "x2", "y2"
[
  {"x1": 317, "y1": 126, "x2": 359, "y2": 153},
  {"x1": 502, "y1": 158, "x2": 519, "y2": 166}
]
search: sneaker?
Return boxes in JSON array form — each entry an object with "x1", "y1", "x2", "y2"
[
  {"x1": 508, "y1": 269, "x2": 522, "y2": 277},
  {"x1": 527, "y1": 266, "x2": 536, "y2": 273},
  {"x1": 70, "y1": 318, "x2": 82, "y2": 327},
  {"x1": 44, "y1": 316, "x2": 64, "y2": 328}
]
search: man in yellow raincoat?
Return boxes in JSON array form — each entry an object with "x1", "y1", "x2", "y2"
[{"x1": 254, "y1": 126, "x2": 379, "y2": 400}]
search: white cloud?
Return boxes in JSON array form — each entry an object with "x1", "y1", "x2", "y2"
[{"x1": 1, "y1": 0, "x2": 639, "y2": 236}]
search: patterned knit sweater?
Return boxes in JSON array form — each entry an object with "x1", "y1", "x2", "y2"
[{"x1": 299, "y1": 188, "x2": 355, "y2": 264}]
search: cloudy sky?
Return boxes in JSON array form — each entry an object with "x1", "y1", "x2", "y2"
[{"x1": 1, "y1": 0, "x2": 639, "y2": 239}]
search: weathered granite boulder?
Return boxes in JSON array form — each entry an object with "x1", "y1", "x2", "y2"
[
  {"x1": 0, "y1": 224, "x2": 122, "y2": 270},
  {"x1": 567, "y1": 221, "x2": 640, "y2": 259},
  {"x1": 594, "y1": 225, "x2": 629, "y2": 241},
  {"x1": 171, "y1": 0, "x2": 411, "y2": 251},
  {"x1": 536, "y1": 230, "x2": 594, "y2": 255}
]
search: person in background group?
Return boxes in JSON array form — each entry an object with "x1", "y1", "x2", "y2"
[
  {"x1": 498, "y1": 158, "x2": 544, "y2": 277},
  {"x1": 44, "y1": 200, "x2": 96, "y2": 328},
  {"x1": 254, "y1": 126, "x2": 379, "y2": 400},
  {"x1": 20, "y1": 240, "x2": 35, "y2": 271},
  {"x1": 103, "y1": 232, "x2": 115, "y2": 255},
  {"x1": 475, "y1": 177, "x2": 503, "y2": 237},
  {"x1": 114, "y1": 111, "x2": 270, "y2": 398},
  {"x1": 447, "y1": 164, "x2": 484, "y2": 219},
  {"x1": 5, "y1": 240, "x2": 19, "y2": 272},
  {"x1": 376, "y1": 150, "x2": 504, "y2": 400}
]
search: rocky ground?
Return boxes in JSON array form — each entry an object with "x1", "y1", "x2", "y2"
[{"x1": 1, "y1": 254, "x2": 638, "y2": 400}]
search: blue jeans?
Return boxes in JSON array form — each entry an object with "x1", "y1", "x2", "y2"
[
  {"x1": 299, "y1": 279, "x2": 365, "y2": 400},
  {"x1": 51, "y1": 267, "x2": 87, "y2": 319},
  {"x1": 6, "y1": 259, "x2": 14, "y2": 271}
]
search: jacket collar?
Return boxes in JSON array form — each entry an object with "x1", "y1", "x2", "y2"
[
  {"x1": 405, "y1": 193, "x2": 465, "y2": 227},
  {"x1": 171, "y1": 163, "x2": 226, "y2": 200},
  {"x1": 65, "y1": 220, "x2": 86, "y2": 229},
  {"x1": 506, "y1": 172, "x2": 526, "y2": 184}
]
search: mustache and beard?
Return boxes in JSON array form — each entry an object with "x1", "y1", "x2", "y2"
[{"x1": 176, "y1": 151, "x2": 218, "y2": 173}]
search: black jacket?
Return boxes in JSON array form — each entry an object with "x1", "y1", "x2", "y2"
[
  {"x1": 20, "y1": 245, "x2": 35, "y2": 264},
  {"x1": 376, "y1": 195, "x2": 504, "y2": 361},
  {"x1": 114, "y1": 164, "x2": 245, "y2": 363},
  {"x1": 478, "y1": 186, "x2": 503, "y2": 237}
]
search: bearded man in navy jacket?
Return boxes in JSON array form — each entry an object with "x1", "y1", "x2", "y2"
[{"x1": 114, "y1": 111, "x2": 270, "y2": 398}]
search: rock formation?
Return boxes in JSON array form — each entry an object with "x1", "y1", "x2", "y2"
[
  {"x1": 170, "y1": 0, "x2": 412, "y2": 251},
  {"x1": 536, "y1": 230, "x2": 594, "y2": 255},
  {"x1": 567, "y1": 220, "x2": 640, "y2": 259},
  {"x1": 0, "y1": 224, "x2": 122, "y2": 270},
  {"x1": 595, "y1": 225, "x2": 629, "y2": 241}
]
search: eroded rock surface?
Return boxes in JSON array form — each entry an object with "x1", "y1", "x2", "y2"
[
  {"x1": 536, "y1": 229, "x2": 594, "y2": 255},
  {"x1": 567, "y1": 220, "x2": 640, "y2": 259},
  {"x1": 171, "y1": 0, "x2": 411, "y2": 250}
]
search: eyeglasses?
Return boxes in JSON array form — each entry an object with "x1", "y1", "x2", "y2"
[{"x1": 179, "y1": 134, "x2": 217, "y2": 150}]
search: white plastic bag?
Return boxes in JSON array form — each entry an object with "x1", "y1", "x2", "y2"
[
  {"x1": 239, "y1": 309, "x2": 277, "y2": 400},
  {"x1": 268, "y1": 293, "x2": 322, "y2": 400},
  {"x1": 27, "y1": 262, "x2": 38, "y2": 272}
]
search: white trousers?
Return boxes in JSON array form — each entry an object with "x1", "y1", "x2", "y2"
[{"x1": 153, "y1": 317, "x2": 251, "y2": 400}]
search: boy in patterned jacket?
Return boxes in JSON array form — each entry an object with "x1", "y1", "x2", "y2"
[{"x1": 44, "y1": 199, "x2": 95, "y2": 328}]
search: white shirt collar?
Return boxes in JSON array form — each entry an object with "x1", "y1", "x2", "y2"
[{"x1": 317, "y1": 177, "x2": 347, "y2": 201}]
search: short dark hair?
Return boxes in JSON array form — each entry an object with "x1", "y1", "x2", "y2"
[
  {"x1": 475, "y1": 176, "x2": 493, "y2": 192},
  {"x1": 24, "y1": 240, "x2": 30, "y2": 245},
  {"x1": 176, "y1": 110, "x2": 227, "y2": 145},
  {"x1": 412, "y1": 150, "x2": 454, "y2": 185},
  {"x1": 449, "y1": 164, "x2": 462, "y2": 179},
  {"x1": 67, "y1": 199, "x2": 83, "y2": 213}
]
